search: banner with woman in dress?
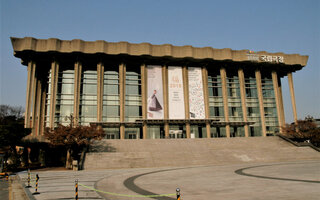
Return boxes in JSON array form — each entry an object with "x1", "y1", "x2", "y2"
[{"x1": 147, "y1": 65, "x2": 164, "y2": 119}]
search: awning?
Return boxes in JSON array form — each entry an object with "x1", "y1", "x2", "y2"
[{"x1": 90, "y1": 119, "x2": 255, "y2": 127}]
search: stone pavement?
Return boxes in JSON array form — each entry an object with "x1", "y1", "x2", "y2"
[
  {"x1": 9, "y1": 176, "x2": 29, "y2": 200},
  {"x1": 16, "y1": 160, "x2": 320, "y2": 200},
  {"x1": 0, "y1": 178, "x2": 9, "y2": 200}
]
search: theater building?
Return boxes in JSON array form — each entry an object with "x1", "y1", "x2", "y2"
[{"x1": 11, "y1": 37, "x2": 308, "y2": 139}]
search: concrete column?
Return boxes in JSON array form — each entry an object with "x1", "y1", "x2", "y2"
[
  {"x1": 73, "y1": 62, "x2": 82, "y2": 126},
  {"x1": 49, "y1": 61, "x2": 59, "y2": 128},
  {"x1": 30, "y1": 63, "x2": 38, "y2": 133},
  {"x1": 202, "y1": 67, "x2": 211, "y2": 138},
  {"x1": 33, "y1": 79, "x2": 42, "y2": 136},
  {"x1": 119, "y1": 63, "x2": 126, "y2": 139},
  {"x1": 271, "y1": 71, "x2": 283, "y2": 132},
  {"x1": 278, "y1": 77, "x2": 286, "y2": 126},
  {"x1": 141, "y1": 64, "x2": 147, "y2": 139},
  {"x1": 162, "y1": 65, "x2": 169, "y2": 138},
  {"x1": 255, "y1": 70, "x2": 267, "y2": 136},
  {"x1": 288, "y1": 72, "x2": 298, "y2": 124},
  {"x1": 25, "y1": 61, "x2": 35, "y2": 128},
  {"x1": 97, "y1": 62, "x2": 104, "y2": 122},
  {"x1": 183, "y1": 66, "x2": 190, "y2": 138},
  {"x1": 238, "y1": 68, "x2": 249, "y2": 137},
  {"x1": 220, "y1": 67, "x2": 230, "y2": 137},
  {"x1": 39, "y1": 82, "x2": 47, "y2": 135}
]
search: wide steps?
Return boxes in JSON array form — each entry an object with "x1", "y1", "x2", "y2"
[{"x1": 83, "y1": 136, "x2": 320, "y2": 169}]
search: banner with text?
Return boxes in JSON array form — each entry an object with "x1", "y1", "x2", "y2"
[
  {"x1": 188, "y1": 67, "x2": 205, "y2": 119},
  {"x1": 147, "y1": 65, "x2": 164, "y2": 119},
  {"x1": 168, "y1": 66, "x2": 185, "y2": 119}
]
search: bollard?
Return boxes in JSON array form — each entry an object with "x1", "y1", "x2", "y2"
[
  {"x1": 75, "y1": 179, "x2": 79, "y2": 200},
  {"x1": 5, "y1": 173, "x2": 9, "y2": 181},
  {"x1": 32, "y1": 174, "x2": 40, "y2": 195},
  {"x1": 25, "y1": 169, "x2": 32, "y2": 188},
  {"x1": 176, "y1": 188, "x2": 181, "y2": 200}
]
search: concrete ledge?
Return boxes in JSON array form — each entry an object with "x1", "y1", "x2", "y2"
[
  {"x1": 11, "y1": 37, "x2": 308, "y2": 66},
  {"x1": 277, "y1": 134, "x2": 320, "y2": 152}
]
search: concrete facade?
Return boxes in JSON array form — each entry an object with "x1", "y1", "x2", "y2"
[{"x1": 11, "y1": 37, "x2": 308, "y2": 139}]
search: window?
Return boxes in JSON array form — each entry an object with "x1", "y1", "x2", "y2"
[
  {"x1": 48, "y1": 69, "x2": 74, "y2": 126},
  {"x1": 208, "y1": 72, "x2": 224, "y2": 119},
  {"x1": 103, "y1": 69, "x2": 120, "y2": 122},
  {"x1": 125, "y1": 127, "x2": 140, "y2": 139},
  {"x1": 208, "y1": 75, "x2": 222, "y2": 97},
  {"x1": 210, "y1": 127, "x2": 226, "y2": 138},
  {"x1": 262, "y1": 76, "x2": 278, "y2": 132},
  {"x1": 244, "y1": 75, "x2": 261, "y2": 135},
  {"x1": 227, "y1": 77, "x2": 240, "y2": 98},
  {"x1": 80, "y1": 70, "x2": 97, "y2": 125},
  {"x1": 209, "y1": 107, "x2": 224, "y2": 117},
  {"x1": 125, "y1": 70, "x2": 142, "y2": 122},
  {"x1": 104, "y1": 127, "x2": 120, "y2": 139},
  {"x1": 231, "y1": 107, "x2": 238, "y2": 116},
  {"x1": 227, "y1": 75, "x2": 242, "y2": 122}
]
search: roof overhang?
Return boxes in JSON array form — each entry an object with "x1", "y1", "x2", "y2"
[
  {"x1": 11, "y1": 37, "x2": 308, "y2": 66},
  {"x1": 90, "y1": 119, "x2": 254, "y2": 127},
  {"x1": 11, "y1": 37, "x2": 308, "y2": 76}
]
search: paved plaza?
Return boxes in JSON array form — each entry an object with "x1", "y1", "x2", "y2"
[
  {"x1": 14, "y1": 160, "x2": 320, "y2": 200},
  {"x1": 0, "y1": 179, "x2": 9, "y2": 200}
]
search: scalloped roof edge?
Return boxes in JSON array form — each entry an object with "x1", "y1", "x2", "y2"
[{"x1": 11, "y1": 37, "x2": 308, "y2": 66}]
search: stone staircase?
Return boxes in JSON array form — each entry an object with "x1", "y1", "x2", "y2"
[{"x1": 83, "y1": 136, "x2": 320, "y2": 170}]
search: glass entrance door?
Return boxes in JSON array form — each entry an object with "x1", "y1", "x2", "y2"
[{"x1": 169, "y1": 130, "x2": 183, "y2": 138}]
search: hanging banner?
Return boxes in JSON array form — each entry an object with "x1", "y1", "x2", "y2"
[
  {"x1": 188, "y1": 67, "x2": 205, "y2": 119},
  {"x1": 168, "y1": 66, "x2": 185, "y2": 119},
  {"x1": 147, "y1": 65, "x2": 164, "y2": 119}
]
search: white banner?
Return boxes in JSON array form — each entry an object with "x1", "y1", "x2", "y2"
[
  {"x1": 188, "y1": 67, "x2": 205, "y2": 119},
  {"x1": 168, "y1": 66, "x2": 185, "y2": 119},
  {"x1": 147, "y1": 65, "x2": 164, "y2": 119}
]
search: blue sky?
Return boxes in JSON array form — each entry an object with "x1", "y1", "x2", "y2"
[{"x1": 1, "y1": 0, "x2": 319, "y2": 122}]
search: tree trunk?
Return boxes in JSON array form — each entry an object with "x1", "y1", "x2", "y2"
[
  {"x1": 39, "y1": 148, "x2": 46, "y2": 167},
  {"x1": 10, "y1": 146, "x2": 19, "y2": 167},
  {"x1": 65, "y1": 149, "x2": 72, "y2": 169}
]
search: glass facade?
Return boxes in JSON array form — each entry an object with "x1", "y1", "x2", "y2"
[
  {"x1": 125, "y1": 127, "x2": 141, "y2": 139},
  {"x1": 125, "y1": 68, "x2": 142, "y2": 139},
  {"x1": 208, "y1": 70, "x2": 227, "y2": 138},
  {"x1": 226, "y1": 71, "x2": 245, "y2": 137},
  {"x1": 46, "y1": 68, "x2": 75, "y2": 126},
  {"x1": 210, "y1": 127, "x2": 226, "y2": 138},
  {"x1": 45, "y1": 70, "x2": 52, "y2": 127},
  {"x1": 80, "y1": 70, "x2": 97, "y2": 125},
  {"x1": 169, "y1": 125, "x2": 186, "y2": 138},
  {"x1": 227, "y1": 74, "x2": 243, "y2": 123},
  {"x1": 245, "y1": 75, "x2": 262, "y2": 137},
  {"x1": 261, "y1": 76, "x2": 278, "y2": 135},
  {"x1": 190, "y1": 125, "x2": 207, "y2": 138},
  {"x1": 125, "y1": 69, "x2": 142, "y2": 122},
  {"x1": 230, "y1": 126, "x2": 245, "y2": 137},
  {"x1": 103, "y1": 68, "x2": 120, "y2": 122},
  {"x1": 104, "y1": 127, "x2": 120, "y2": 139},
  {"x1": 44, "y1": 62, "x2": 281, "y2": 139},
  {"x1": 147, "y1": 125, "x2": 164, "y2": 139},
  {"x1": 208, "y1": 72, "x2": 224, "y2": 121}
]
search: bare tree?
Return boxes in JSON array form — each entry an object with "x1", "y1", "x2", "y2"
[
  {"x1": 0, "y1": 105, "x2": 30, "y2": 170},
  {"x1": 0, "y1": 105, "x2": 24, "y2": 121}
]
